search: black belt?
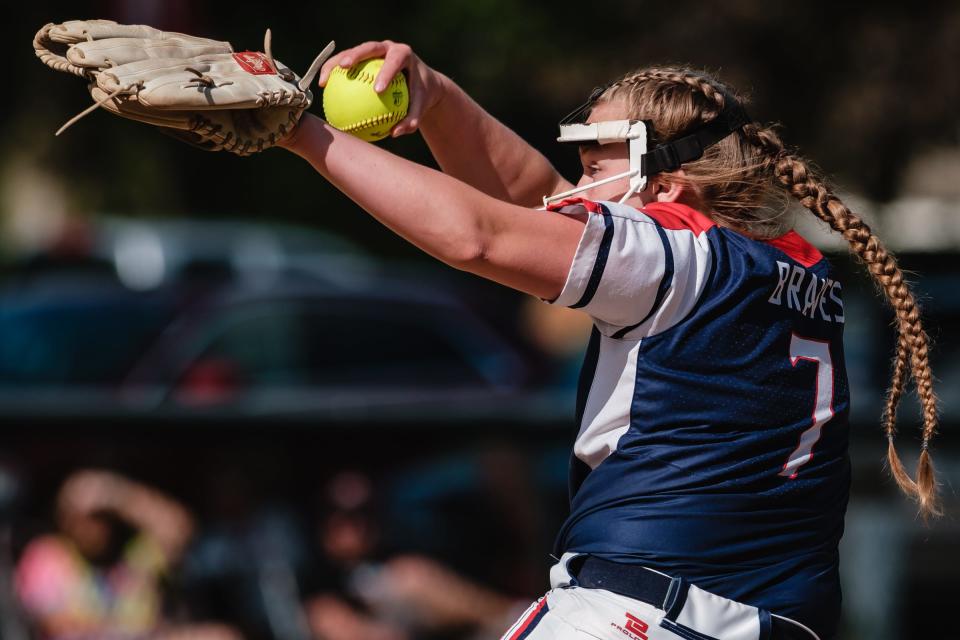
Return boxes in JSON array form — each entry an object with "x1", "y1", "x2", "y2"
[
  {"x1": 567, "y1": 555, "x2": 818, "y2": 640},
  {"x1": 568, "y1": 555, "x2": 678, "y2": 612}
]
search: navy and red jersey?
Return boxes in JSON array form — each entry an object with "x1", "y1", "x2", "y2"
[{"x1": 543, "y1": 198, "x2": 850, "y2": 640}]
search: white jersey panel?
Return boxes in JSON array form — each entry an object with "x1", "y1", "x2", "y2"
[
  {"x1": 625, "y1": 222, "x2": 714, "y2": 339},
  {"x1": 574, "y1": 335, "x2": 641, "y2": 469},
  {"x1": 543, "y1": 200, "x2": 714, "y2": 470},
  {"x1": 546, "y1": 202, "x2": 667, "y2": 333},
  {"x1": 545, "y1": 200, "x2": 711, "y2": 338}
]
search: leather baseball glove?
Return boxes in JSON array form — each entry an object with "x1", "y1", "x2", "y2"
[{"x1": 34, "y1": 19, "x2": 334, "y2": 155}]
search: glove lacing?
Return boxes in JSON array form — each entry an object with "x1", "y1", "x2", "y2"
[{"x1": 56, "y1": 81, "x2": 141, "y2": 136}]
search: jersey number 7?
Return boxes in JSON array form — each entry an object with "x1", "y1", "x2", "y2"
[{"x1": 779, "y1": 334, "x2": 835, "y2": 479}]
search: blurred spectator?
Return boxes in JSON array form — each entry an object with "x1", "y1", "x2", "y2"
[
  {"x1": 180, "y1": 460, "x2": 311, "y2": 640},
  {"x1": 304, "y1": 471, "x2": 527, "y2": 640},
  {"x1": 382, "y1": 446, "x2": 558, "y2": 597},
  {"x1": 0, "y1": 456, "x2": 28, "y2": 640},
  {"x1": 15, "y1": 469, "x2": 240, "y2": 640}
]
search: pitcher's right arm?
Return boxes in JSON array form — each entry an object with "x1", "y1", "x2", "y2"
[{"x1": 318, "y1": 41, "x2": 574, "y2": 208}]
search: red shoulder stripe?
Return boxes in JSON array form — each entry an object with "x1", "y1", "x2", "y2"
[
  {"x1": 642, "y1": 202, "x2": 824, "y2": 267},
  {"x1": 545, "y1": 197, "x2": 604, "y2": 214},
  {"x1": 640, "y1": 202, "x2": 716, "y2": 235},
  {"x1": 765, "y1": 230, "x2": 823, "y2": 267}
]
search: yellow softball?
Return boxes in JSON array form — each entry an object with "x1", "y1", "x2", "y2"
[{"x1": 322, "y1": 59, "x2": 409, "y2": 142}]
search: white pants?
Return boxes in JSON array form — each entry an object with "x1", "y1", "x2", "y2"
[{"x1": 500, "y1": 554, "x2": 820, "y2": 640}]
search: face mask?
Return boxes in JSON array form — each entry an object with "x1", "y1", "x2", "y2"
[
  {"x1": 542, "y1": 84, "x2": 751, "y2": 209},
  {"x1": 542, "y1": 119, "x2": 648, "y2": 208}
]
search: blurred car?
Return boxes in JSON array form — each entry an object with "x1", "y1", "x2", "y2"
[
  {"x1": 9, "y1": 214, "x2": 376, "y2": 291},
  {"x1": 0, "y1": 217, "x2": 532, "y2": 419}
]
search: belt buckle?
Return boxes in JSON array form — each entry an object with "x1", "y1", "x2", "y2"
[{"x1": 660, "y1": 574, "x2": 689, "y2": 621}]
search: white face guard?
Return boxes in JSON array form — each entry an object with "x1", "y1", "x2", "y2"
[
  {"x1": 541, "y1": 83, "x2": 751, "y2": 210},
  {"x1": 541, "y1": 119, "x2": 648, "y2": 209}
]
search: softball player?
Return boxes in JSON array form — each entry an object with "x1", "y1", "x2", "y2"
[{"x1": 279, "y1": 42, "x2": 941, "y2": 640}]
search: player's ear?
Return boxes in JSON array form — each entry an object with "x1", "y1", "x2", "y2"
[{"x1": 652, "y1": 172, "x2": 687, "y2": 203}]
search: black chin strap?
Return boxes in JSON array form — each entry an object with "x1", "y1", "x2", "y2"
[{"x1": 642, "y1": 98, "x2": 751, "y2": 176}]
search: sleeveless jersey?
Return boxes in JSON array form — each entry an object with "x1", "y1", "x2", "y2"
[{"x1": 543, "y1": 198, "x2": 850, "y2": 640}]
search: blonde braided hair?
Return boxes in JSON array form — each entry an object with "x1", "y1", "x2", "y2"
[{"x1": 599, "y1": 66, "x2": 941, "y2": 519}]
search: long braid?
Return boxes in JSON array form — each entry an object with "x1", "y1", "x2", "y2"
[
  {"x1": 743, "y1": 122, "x2": 942, "y2": 519},
  {"x1": 602, "y1": 66, "x2": 942, "y2": 519},
  {"x1": 741, "y1": 126, "x2": 914, "y2": 465},
  {"x1": 882, "y1": 341, "x2": 911, "y2": 482}
]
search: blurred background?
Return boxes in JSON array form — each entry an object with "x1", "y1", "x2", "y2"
[{"x1": 2, "y1": 1, "x2": 959, "y2": 639}]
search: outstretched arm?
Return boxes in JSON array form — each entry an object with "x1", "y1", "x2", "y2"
[
  {"x1": 57, "y1": 470, "x2": 195, "y2": 561},
  {"x1": 421, "y1": 79, "x2": 572, "y2": 207},
  {"x1": 318, "y1": 42, "x2": 573, "y2": 207},
  {"x1": 279, "y1": 113, "x2": 584, "y2": 299}
]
